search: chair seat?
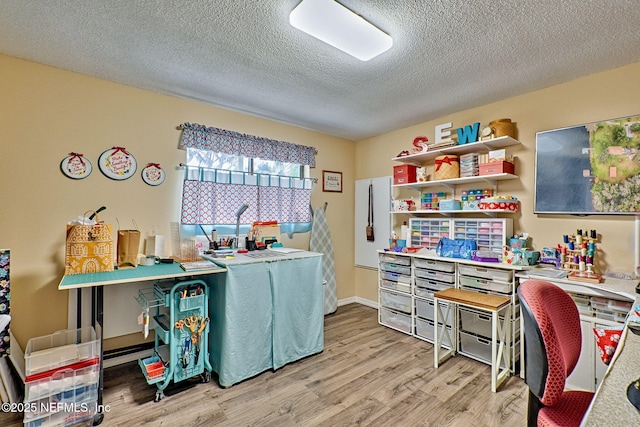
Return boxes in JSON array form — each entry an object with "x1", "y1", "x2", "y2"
[{"x1": 538, "y1": 390, "x2": 594, "y2": 427}]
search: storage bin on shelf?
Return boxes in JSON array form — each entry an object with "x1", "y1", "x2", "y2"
[{"x1": 434, "y1": 155, "x2": 459, "y2": 180}]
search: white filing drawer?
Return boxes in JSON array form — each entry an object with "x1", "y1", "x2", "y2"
[
  {"x1": 381, "y1": 271, "x2": 412, "y2": 285},
  {"x1": 415, "y1": 297, "x2": 454, "y2": 326},
  {"x1": 414, "y1": 277, "x2": 452, "y2": 299},
  {"x1": 381, "y1": 278, "x2": 411, "y2": 294},
  {"x1": 414, "y1": 268, "x2": 455, "y2": 284},
  {"x1": 380, "y1": 289, "x2": 412, "y2": 314},
  {"x1": 459, "y1": 275, "x2": 512, "y2": 294},
  {"x1": 459, "y1": 307, "x2": 519, "y2": 339},
  {"x1": 458, "y1": 265, "x2": 513, "y2": 282},
  {"x1": 378, "y1": 252, "x2": 411, "y2": 266},
  {"x1": 380, "y1": 261, "x2": 411, "y2": 276},
  {"x1": 379, "y1": 307, "x2": 411, "y2": 334},
  {"x1": 415, "y1": 317, "x2": 452, "y2": 348},
  {"x1": 459, "y1": 330, "x2": 519, "y2": 369},
  {"x1": 413, "y1": 258, "x2": 455, "y2": 273}
]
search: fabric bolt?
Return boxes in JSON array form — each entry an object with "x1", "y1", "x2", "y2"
[{"x1": 309, "y1": 206, "x2": 337, "y2": 315}]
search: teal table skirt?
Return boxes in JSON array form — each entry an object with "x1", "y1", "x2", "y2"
[{"x1": 208, "y1": 255, "x2": 324, "y2": 387}]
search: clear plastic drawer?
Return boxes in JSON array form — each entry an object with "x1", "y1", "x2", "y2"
[
  {"x1": 459, "y1": 275, "x2": 512, "y2": 294},
  {"x1": 413, "y1": 258, "x2": 455, "y2": 272},
  {"x1": 379, "y1": 307, "x2": 411, "y2": 334},
  {"x1": 380, "y1": 289, "x2": 412, "y2": 314},
  {"x1": 414, "y1": 268, "x2": 455, "y2": 284},
  {"x1": 458, "y1": 265, "x2": 513, "y2": 282}
]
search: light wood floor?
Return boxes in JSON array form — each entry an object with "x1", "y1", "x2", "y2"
[{"x1": 4, "y1": 303, "x2": 528, "y2": 426}]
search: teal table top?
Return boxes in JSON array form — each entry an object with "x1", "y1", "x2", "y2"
[{"x1": 59, "y1": 261, "x2": 226, "y2": 290}]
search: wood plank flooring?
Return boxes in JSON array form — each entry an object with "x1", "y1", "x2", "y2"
[{"x1": 2, "y1": 303, "x2": 528, "y2": 426}]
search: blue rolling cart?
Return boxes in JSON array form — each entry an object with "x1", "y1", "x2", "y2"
[{"x1": 136, "y1": 279, "x2": 212, "y2": 401}]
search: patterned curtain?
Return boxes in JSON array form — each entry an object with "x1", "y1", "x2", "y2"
[
  {"x1": 179, "y1": 123, "x2": 317, "y2": 167},
  {"x1": 181, "y1": 180, "x2": 312, "y2": 225},
  {"x1": 0, "y1": 249, "x2": 9, "y2": 357}
]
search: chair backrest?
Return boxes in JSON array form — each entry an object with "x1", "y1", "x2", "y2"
[{"x1": 517, "y1": 279, "x2": 582, "y2": 406}]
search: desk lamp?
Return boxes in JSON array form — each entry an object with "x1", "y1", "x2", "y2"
[{"x1": 235, "y1": 203, "x2": 249, "y2": 249}]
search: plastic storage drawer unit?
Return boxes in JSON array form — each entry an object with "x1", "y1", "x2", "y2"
[
  {"x1": 414, "y1": 268, "x2": 455, "y2": 284},
  {"x1": 379, "y1": 307, "x2": 411, "y2": 334},
  {"x1": 459, "y1": 307, "x2": 519, "y2": 339},
  {"x1": 459, "y1": 331, "x2": 516, "y2": 369},
  {"x1": 414, "y1": 277, "x2": 452, "y2": 299},
  {"x1": 458, "y1": 275, "x2": 512, "y2": 295},
  {"x1": 415, "y1": 298, "x2": 454, "y2": 326},
  {"x1": 458, "y1": 265, "x2": 513, "y2": 282},
  {"x1": 381, "y1": 278, "x2": 411, "y2": 294},
  {"x1": 378, "y1": 252, "x2": 411, "y2": 266},
  {"x1": 380, "y1": 262, "x2": 411, "y2": 276},
  {"x1": 380, "y1": 289, "x2": 412, "y2": 314},
  {"x1": 415, "y1": 317, "x2": 453, "y2": 348},
  {"x1": 413, "y1": 258, "x2": 455, "y2": 273}
]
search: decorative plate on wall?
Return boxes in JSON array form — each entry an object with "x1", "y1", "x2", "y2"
[
  {"x1": 141, "y1": 163, "x2": 166, "y2": 186},
  {"x1": 60, "y1": 152, "x2": 92, "y2": 179},
  {"x1": 98, "y1": 147, "x2": 137, "y2": 180}
]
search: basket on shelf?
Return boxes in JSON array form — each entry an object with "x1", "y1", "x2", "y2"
[{"x1": 434, "y1": 155, "x2": 460, "y2": 180}]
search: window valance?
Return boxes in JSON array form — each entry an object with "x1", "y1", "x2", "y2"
[{"x1": 179, "y1": 123, "x2": 317, "y2": 167}]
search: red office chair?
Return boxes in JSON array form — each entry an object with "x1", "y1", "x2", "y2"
[{"x1": 517, "y1": 279, "x2": 594, "y2": 427}]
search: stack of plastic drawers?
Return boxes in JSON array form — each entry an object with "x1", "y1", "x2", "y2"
[
  {"x1": 412, "y1": 258, "x2": 455, "y2": 347},
  {"x1": 23, "y1": 327, "x2": 100, "y2": 427},
  {"x1": 378, "y1": 253, "x2": 412, "y2": 334},
  {"x1": 457, "y1": 265, "x2": 518, "y2": 369},
  {"x1": 453, "y1": 218, "x2": 512, "y2": 254},
  {"x1": 408, "y1": 218, "x2": 451, "y2": 250}
]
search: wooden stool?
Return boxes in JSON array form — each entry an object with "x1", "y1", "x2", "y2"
[{"x1": 433, "y1": 288, "x2": 511, "y2": 392}]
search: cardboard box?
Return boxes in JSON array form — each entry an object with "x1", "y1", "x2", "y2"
[
  {"x1": 479, "y1": 161, "x2": 514, "y2": 176},
  {"x1": 393, "y1": 165, "x2": 417, "y2": 184}
]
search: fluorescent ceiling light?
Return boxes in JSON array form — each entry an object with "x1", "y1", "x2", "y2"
[{"x1": 290, "y1": 0, "x2": 393, "y2": 61}]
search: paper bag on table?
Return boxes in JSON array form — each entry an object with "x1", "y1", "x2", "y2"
[
  {"x1": 117, "y1": 228, "x2": 141, "y2": 269},
  {"x1": 65, "y1": 211, "x2": 115, "y2": 275}
]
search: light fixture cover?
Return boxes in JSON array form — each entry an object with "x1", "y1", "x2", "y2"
[{"x1": 290, "y1": 0, "x2": 392, "y2": 61}]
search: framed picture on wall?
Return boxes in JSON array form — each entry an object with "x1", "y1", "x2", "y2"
[{"x1": 322, "y1": 170, "x2": 342, "y2": 193}]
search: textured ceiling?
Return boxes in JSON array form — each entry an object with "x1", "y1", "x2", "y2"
[{"x1": 1, "y1": 0, "x2": 640, "y2": 140}]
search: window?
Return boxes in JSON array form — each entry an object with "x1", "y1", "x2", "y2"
[{"x1": 178, "y1": 124, "x2": 316, "y2": 237}]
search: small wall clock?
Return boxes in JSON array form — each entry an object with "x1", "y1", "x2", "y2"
[
  {"x1": 60, "y1": 152, "x2": 92, "y2": 179},
  {"x1": 98, "y1": 147, "x2": 137, "y2": 180}
]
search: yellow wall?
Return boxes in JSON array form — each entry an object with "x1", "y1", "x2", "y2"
[
  {"x1": 355, "y1": 61, "x2": 640, "y2": 302},
  {"x1": 4, "y1": 51, "x2": 640, "y2": 350},
  {"x1": 0, "y1": 54, "x2": 355, "y2": 350}
]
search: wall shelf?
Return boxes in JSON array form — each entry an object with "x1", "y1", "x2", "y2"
[
  {"x1": 391, "y1": 136, "x2": 520, "y2": 165},
  {"x1": 390, "y1": 209, "x2": 517, "y2": 217},
  {"x1": 392, "y1": 173, "x2": 518, "y2": 191}
]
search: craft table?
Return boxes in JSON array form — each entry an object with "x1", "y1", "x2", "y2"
[
  {"x1": 434, "y1": 287, "x2": 511, "y2": 392},
  {"x1": 58, "y1": 262, "x2": 226, "y2": 424},
  {"x1": 581, "y1": 325, "x2": 640, "y2": 425},
  {"x1": 205, "y1": 250, "x2": 324, "y2": 387}
]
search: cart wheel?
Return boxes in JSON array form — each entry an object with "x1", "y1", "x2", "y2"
[
  {"x1": 154, "y1": 390, "x2": 164, "y2": 402},
  {"x1": 201, "y1": 371, "x2": 211, "y2": 383},
  {"x1": 92, "y1": 412, "x2": 104, "y2": 425}
]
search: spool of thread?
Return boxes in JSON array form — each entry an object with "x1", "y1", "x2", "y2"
[
  {"x1": 576, "y1": 234, "x2": 582, "y2": 245},
  {"x1": 573, "y1": 255, "x2": 579, "y2": 264},
  {"x1": 588, "y1": 242, "x2": 595, "y2": 250},
  {"x1": 587, "y1": 256, "x2": 593, "y2": 265},
  {"x1": 591, "y1": 229, "x2": 597, "y2": 239},
  {"x1": 568, "y1": 241, "x2": 575, "y2": 250},
  {"x1": 563, "y1": 235, "x2": 569, "y2": 243},
  {"x1": 579, "y1": 260, "x2": 586, "y2": 271},
  {"x1": 581, "y1": 248, "x2": 587, "y2": 256}
]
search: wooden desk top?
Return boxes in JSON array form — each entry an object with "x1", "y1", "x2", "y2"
[{"x1": 434, "y1": 288, "x2": 510, "y2": 311}]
